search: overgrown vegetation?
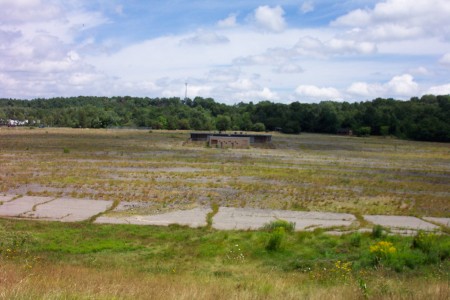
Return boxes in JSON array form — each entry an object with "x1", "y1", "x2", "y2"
[
  {"x1": 1, "y1": 94, "x2": 449, "y2": 142},
  {"x1": 263, "y1": 219, "x2": 296, "y2": 233},
  {"x1": 0, "y1": 219, "x2": 448, "y2": 299},
  {"x1": 0, "y1": 129, "x2": 449, "y2": 217},
  {"x1": 0, "y1": 129, "x2": 449, "y2": 298}
]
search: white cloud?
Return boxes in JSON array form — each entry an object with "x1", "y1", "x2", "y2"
[
  {"x1": 347, "y1": 82, "x2": 382, "y2": 97},
  {"x1": 207, "y1": 68, "x2": 240, "y2": 83},
  {"x1": 332, "y1": 0, "x2": 450, "y2": 41},
  {"x1": 217, "y1": 14, "x2": 237, "y2": 28},
  {"x1": 333, "y1": 9, "x2": 371, "y2": 27},
  {"x1": 228, "y1": 78, "x2": 258, "y2": 91},
  {"x1": 408, "y1": 66, "x2": 431, "y2": 76},
  {"x1": 294, "y1": 36, "x2": 377, "y2": 57},
  {"x1": 0, "y1": 0, "x2": 61, "y2": 23},
  {"x1": 251, "y1": 5, "x2": 286, "y2": 33},
  {"x1": 426, "y1": 83, "x2": 450, "y2": 95},
  {"x1": 234, "y1": 87, "x2": 279, "y2": 101},
  {"x1": 300, "y1": 1, "x2": 314, "y2": 14},
  {"x1": 274, "y1": 64, "x2": 304, "y2": 74},
  {"x1": 295, "y1": 85, "x2": 342, "y2": 100},
  {"x1": 387, "y1": 74, "x2": 419, "y2": 95},
  {"x1": 439, "y1": 53, "x2": 450, "y2": 66},
  {"x1": 0, "y1": 0, "x2": 111, "y2": 98},
  {"x1": 68, "y1": 73, "x2": 101, "y2": 86},
  {"x1": 180, "y1": 31, "x2": 229, "y2": 45},
  {"x1": 347, "y1": 74, "x2": 419, "y2": 98}
]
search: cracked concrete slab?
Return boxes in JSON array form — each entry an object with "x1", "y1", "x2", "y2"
[
  {"x1": 23, "y1": 198, "x2": 113, "y2": 222},
  {"x1": 0, "y1": 196, "x2": 53, "y2": 217},
  {"x1": 423, "y1": 217, "x2": 450, "y2": 227},
  {"x1": 363, "y1": 215, "x2": 439, "y2": 231},
  {"x1": 95, "y1": 207, "x2": 211, "y2": 228},
  {"x1": 212, "y1": 207, "x2": 356, "y2": 231},
  {"x1": 0, "y1": 195, "x2": 16, "y2": 203}
]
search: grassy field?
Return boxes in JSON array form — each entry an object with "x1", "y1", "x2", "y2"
[
  {"x1": 0, "y1": 127, "x2": 449, "y2": 216},
  {"x1": 0, "y1": 128, "x2": 449, "y2": 299},
  {"x1": 0, "y1": 219, "x2": 449, "y2": 299}
]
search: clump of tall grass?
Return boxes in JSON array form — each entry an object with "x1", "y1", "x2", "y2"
[
  {"x1": 263, "y1": 220, "x2": 295, "y2": 252},
  {"x1": 266, "y1": 227, "x2": 285, "y2": 252},
  {"x1": 371, "y1": 225, "x2": 385, "y2": 238},
  {"x1": 262, "y1": 219, "x2": 295, "y2": 233}
]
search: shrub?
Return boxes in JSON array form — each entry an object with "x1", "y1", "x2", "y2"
[
  {"x1": 357, "y1": 126, "x2": 371, "y2": 137},
  {"x1": 369, "y1": 241, "x2": 396, "y2": 265},
  {"x1": 349, "y1": 232, "x2": 362, "y2": 247},
  {"x1": 0, "y1": 226, "x2": 37, "y2": 269},
  {"x1": 380, "y1": 125, "x2": 390, "y2": 136},
  {"x1": 263, "y1": 219, "x2": 295, "y2": 233},
  {"x1": 266, "y1": 227, "x2": 285, "y2": 252},
  {"x1": 412, "y1": 231, "x2": 437, "y2": 253},
  {"x1": 63, "y1": 148, "x2": 70, "y2": 154},
  {"x1": 412, "y1": 231, "x2": 449, "y2": 262},
  {"x1": 371, "y1": 225, "x2": 385, "y2": 238}
]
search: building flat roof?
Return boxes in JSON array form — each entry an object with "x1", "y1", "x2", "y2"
[{"x1": 190, "y1": 132, "x2": 272, "y2": 137}]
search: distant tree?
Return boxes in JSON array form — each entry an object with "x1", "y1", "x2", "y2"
[
  {"x1": 1, "y1": 95, "x2": 449, "y2": 142},
  {"x1": 380, "y1": 126, "x2": 390, "y2": 136},
  {"x1": 216, "y1": 115, "x2": 231, "y2": 131},
  {"x1": 178, "y1": 118, "x2": 190, "y2": 130},
  {"x1": 252, "y1": 122, "x2": 266, "y2": 132}
]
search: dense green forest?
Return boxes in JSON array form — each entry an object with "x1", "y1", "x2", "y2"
[{"x1": 0, "y1": 95, "x2": 449, "y2": 142}]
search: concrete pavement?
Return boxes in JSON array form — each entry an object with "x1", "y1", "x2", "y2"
[{"x1": 0, "y1": 194, "x2": 448, "y2": 234}]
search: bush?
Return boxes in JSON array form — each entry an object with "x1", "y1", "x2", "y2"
[
  {"x1": 63, "y1": 148, "x2": 70, "y2": 154},
  {"x1": 380, "y1": 125, "x2": 390, "y2": 136},
  {"x1": 357, "y1": 126, "x2": 371, "y2": 136},
  {"x1": 412, "y1": 231, "x2": 449, "y2": 262},
  {"x1": 412, "y1": 231, "x2": 437, "y2": 253},
  {"x1": 369, "y1": 240, "x2": 397, "y2": 266},
  {"x1": 263, "y1": 219, "x2": 295, "y2": 233},
  {"x1": 0, "y1": 225, "x2": 37, "y2": 268},
  {"x1": 266, "y1": 227, "x2": 285, "y2": 252},
  {"x1": 372, "y1": 225, "x2": 385, "y2": 238},
  {"x1": 349, "y1": 232, "x2": 362, "y2": 247}
]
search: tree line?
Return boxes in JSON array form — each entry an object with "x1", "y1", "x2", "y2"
[{"x1": 0, "y1": 95, "x2": 449, "y2": 142}]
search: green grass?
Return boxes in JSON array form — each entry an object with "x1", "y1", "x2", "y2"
[
  {"x1": 0, "y1": 219, "x2": 449, "y2": 298},
  {"x1": 1, "y1": 219, "x2": 448, "y2": 272}
]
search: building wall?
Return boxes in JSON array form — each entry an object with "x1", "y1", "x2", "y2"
[
  {"x1": 190, "y1": 132, "x2": 271, "y2": 144},
  {"x1": 208, "y1": 136, "x2": 250, "y2": 148}
]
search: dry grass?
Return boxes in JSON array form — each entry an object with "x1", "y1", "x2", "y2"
[{"x1": 1, "y1": 261, "x2": 448, "y2": 300}]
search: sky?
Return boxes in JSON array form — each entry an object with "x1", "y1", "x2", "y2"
[{"x1": 1, "y1": 0, "x2": 450, "y2": 104}]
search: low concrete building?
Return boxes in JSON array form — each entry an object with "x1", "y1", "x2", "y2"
[
  {"x1": 208, "y1": 136, "x2": 250, "y2": 148},
  {"x1": 190, "y1": 132, "x2": 272, "y2": 144}
]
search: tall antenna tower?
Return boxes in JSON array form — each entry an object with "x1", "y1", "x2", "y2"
[{"x1": 184, "y1": 82, "x2": 188, "y2": 100}]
